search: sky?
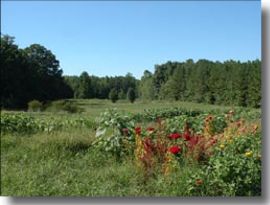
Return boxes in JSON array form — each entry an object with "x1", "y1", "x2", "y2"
[{"x1": 1, "y1": 1, "x2": 261, "y2": 79}]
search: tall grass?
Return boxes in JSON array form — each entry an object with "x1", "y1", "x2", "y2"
[{"x1": 1, "y1": 99, "x2": 261, "y2": 196}]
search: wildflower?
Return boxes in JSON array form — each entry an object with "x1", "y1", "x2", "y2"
[
  {"x1": 135, "y1": 127, "x2": 141, "y2": 135},
  {"x1": 183, "y1": 132, "x2": 191, "y2": 141},
  {"x1": 225, "y1": 135, "x2": 231, "y2": 140},
  {"x1": 168, "y1": 133, "x2": 181, "y2": 140},
  {"x1": 147, "y1": 127, "x2": 155, "y2": 132},
  {"x1": 245, "y1": 151, "x2": 253, "y2": 157},
  {"x1": 189, "y1": 136, "x2": 199, "y2": 147},
  {"x1": 195, "y1": 179, "x2": 203, "y2": 186},
  {"x1": 143, "y1": 137, "x2": 154, "y2": 151},
  {"x1": 220, "y1": 144, "x2": 225, "y2": 149},
  {"x1": 169, "y1": 146, "x2": 181, "y2": 155}
]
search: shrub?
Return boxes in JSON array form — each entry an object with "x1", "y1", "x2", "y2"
[
  {"x1": 109, "y1": 88, "x2": 118, "y2": 103},
  {"x1": 46, "y1": 100, "x2": 82, "y2": 113},
  {"x1": 28, "y1": 100, "x2": 43, "y2": 112},
  {"x1": 62, "y1": 101, "x2": 81, "y2": 113},
  {"x1": 185, "y1": 131, "x2": 261, "y2": 196},
  {"x1": 127, "y1": 87, "x2": 136, "y2": 103}
]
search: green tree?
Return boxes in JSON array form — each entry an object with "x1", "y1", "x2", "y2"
[
  {"x1": 1, "y1": 35, "x2": 73, "y2": 109},
  {"x1": 64, "y1": 76, "x2": 80, "y2": 98},
  {"x1": 77, "y1": 71, "x2": 92, "y2": 99},
  {"x1": 109, "y1": 88, "x2": 118, "y2": 103},
  {"x1": 118, "y1": 89, "x2": 126, "y2": 99},
  {"x1": 1, "y1": 35, "x2": 31, "y2": 108},
  {"x1": 247, "y1": 60, "x2": 261, "y2": 108},
  {"x1": 162, "y1": 64, "x2": 186, "y2": 101},
  {"x1": 127, "y1": 87, "x2": 136, "y2": 103},
  {"x1": 24, "y1": 43, "x2": 73, "y2": 101},
  {"x1": 139, "y1": 70, "x2": 155, "y2": 100}
]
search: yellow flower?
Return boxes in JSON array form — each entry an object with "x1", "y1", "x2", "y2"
[
  {"x1": 245, "y1": 151, "x2": 253, "y2": 157},
  {"x1": 220, "y1": 144, "x2": 225, "y2": 149}
]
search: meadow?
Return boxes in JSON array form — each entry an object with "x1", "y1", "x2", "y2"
[{"x1": 0, "y1": 99, "x2": 261, "y2": 196}]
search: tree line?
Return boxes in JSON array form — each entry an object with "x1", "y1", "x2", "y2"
[
  {"x1": 64, "y1": 72, "x2": 138, "y2": 101},
  {"x1": 1, "y1": 35, "x2": 73, "y2": 109},
  {"x1": 1, "y1": 35, "x2": 261, "y2": 109},
  {"x1": 140, "y1": 59, "x2": 261, "y2": 108}
]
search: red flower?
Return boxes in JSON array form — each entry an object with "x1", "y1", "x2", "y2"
[
  {"x1": 143, "y1": 137, "x2": 153, "y2": 150},
  {"x1": 189, "y1": 136, "x2": 199, "y2": 147},
  {"x1": 169, "y1": 146, "x2": 181, "y2": 154},
  {"x1": 183, "y1": 132, "x2": 191, "y2": 141},
  {"x1": 147, "y1": 127, "x2": 155, "y2": 132},
  {"x1": 122, "y1": 128, "x2": 129, "y2": 135},
  {"x1": 168, "y1": 133, "x2": 182, "y2": 140},
  {"x1": 135, "y1": 127, "x2": 141, "y2": 135}
]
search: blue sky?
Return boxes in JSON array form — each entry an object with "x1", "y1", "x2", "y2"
[{"x1": 2, "y1": 1, "x2": 261, "y2": 79}]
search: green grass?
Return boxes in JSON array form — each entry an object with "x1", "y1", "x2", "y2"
[
  {"x1": 77, "y1": 99, "x2": 234, "y2": 116},
  {"x1": 1, "y1": 127, "x2": 199, "y2": 196},
  {"x1": 2, "y1": 98, "x2": 259, "y2": 121},
  {"x1": 0, "y1": 99, "x2": 261, "y2": 196}
]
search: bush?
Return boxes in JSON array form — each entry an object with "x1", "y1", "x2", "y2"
[
  {"x1": 46, "y1": 100, "x2": 82, "y2": 113},
  {"x1": 185, "y1": 132, "x2": 261, "y2": 196},
  {"x1": 28, "y1": 100, "x2": 43, "y2": 112},
  {"x1": 109, "y1": 88, "x2": 118, "y2": 103},
  {"x1": 62, "y1": 101, "x2": 81, "y2": 113},
  {"x1": 127, "y1": 87, "x2": 136, "y2": 103}
]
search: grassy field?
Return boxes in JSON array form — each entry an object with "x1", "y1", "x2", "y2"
[
  {"x1": 1, "y1": 99, "x2": 261, "y2": 196},
  {"x1": 76, "y1": 99, "x2": 236, "y2": 116}
]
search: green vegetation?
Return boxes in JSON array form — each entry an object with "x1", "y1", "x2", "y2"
[
  {"x1": 65, "y1": 60, "x2": 261, "y2": 108},
  {"x1": 1, "y1": 35, "x2": 73, "y2": 109},
  {"x1": 127, "y1": 87, "x2": 136, "y2": 103},
  {"x1": 28, "y1": 100, "x2": 43, "y2": 112},
  {"x1": 45, "y1": 100, "x2": 82, "y2": 113},
  {"x1": 1, "y1": 99, "x2": 261, "y2": 196},
  {"x1": 0, "y1": 34, "x2": 261, "y2": 197},
  {"x1": 109, "y1": 88, "x2": 118, "y2": 103},
  {"x1": 1, "y1": 35, "x2": 261, "y2": 110}
]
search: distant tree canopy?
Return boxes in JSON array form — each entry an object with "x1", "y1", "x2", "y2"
[
  {"x1": 139, "y1": 59, "x2": 261, "y2": 108},
  {"x1": 64, "y1": 72, "x2": 138, "y2": 100},
  {"x1": 1, "y1": 35, "x2": 261, "y2": 109}
]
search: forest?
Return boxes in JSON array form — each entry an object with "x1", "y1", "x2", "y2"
[{"x1": 1, "y1": 35, "x2": 261, "y2": 109}]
